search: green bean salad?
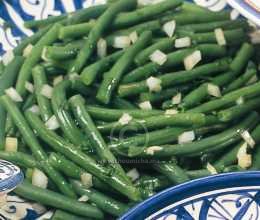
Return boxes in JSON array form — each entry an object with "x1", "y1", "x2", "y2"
[{"x1": 0, "y1": 0, "x2": 259, "y2": 219}]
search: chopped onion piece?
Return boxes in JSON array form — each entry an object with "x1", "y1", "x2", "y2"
[
  {"x1": 23, "y1": 44, "x2": 33, "y2": 57},
  {"x1": 149, "y1": 50, "x2": 167, "y2": 65},
  {"x1": 113, "y1": 36, "x2": 131, "y2": 49},
  {"x1": 165, "y1": 109, "x2": 178, "y2": 115},
  {"x1": 2, "y1": 50, "x2": 14, "y2": 66},
  {"x1": 163, "y1": 20, "x2": 176, "y2": 37},
  {"x1": 146, "y1": 76, "x2": 162, "y2": 92},
  {"x1": 5, "y1": 87, "x2": 23, "y2": 102},
  {"x1": 32, "y1": 168, "x2": 48, "y2": 189},
  {"x1": 214, "y1": 28, "x2": 226, "y2": 46},
  {"x1": 5, "y1": 137, "x2": 18, "y2": 152},
  {"x1": 118, "y1": 113, "x2": 133, "y2": 125},
  {"x1": 53, "y1": 75, "x2": 63, "y2": 86},
  {"x1": 249, "y1": 30, "x2": 260, "y2": 44},
  {"x1": 237, "y1": 142, "x2": 252, "y2": 169},
  {"x1": 184, "y1": 50, "x2": 202, "y2": 70},
  {"x1": 40, "y1": 84, "x2": 53, "y2": 99},
  {"x1": 129, "y1": 31, "x2": 138, "y2": 43},
  {"x1": 241, "y1": 130, "x2": 255, "y2": 148},
  {"x1": 28, "y1": 105, "x2": 40, "y2": 114},
  {"x1": 127, "y1": 168, "x2": 140, "y2": 182},
  {"x1": 206, "y1": 162, "x2": 218, "y2": 174},
  {"x1": 45, "y1": 115, "x2": 60, "y2": 130},
  {"x1": 246, "y1": 74, "x2": 258, "y2": 85},
  {"x1": 207, "y1": 83, "x2": 221, "y2": 97},
  {"x1": 178, "y1": 131, "x2": 195, "y2": 144},
  {"x1": 78, "y1": 195, "x2": 89, "y2": 202},
  {"x1": 97, "y1": 38, "x2": 107, "y2": 58},
  {"x1": 146, "y1": 146, "x2": 163, "y2": 155},
  {"x1": 25, "y1": 81, "x2": 34, "y2": 93},
  {"x1": 230, "y1": 9, "x2": 240, "y2": 20},
  {"x1": 175, "y1": 37, "x2": 191, "y2": 48},
  {"x1": 80, "y1": 173, "x2": 93, "y2": 188},
  {"x1": 171, "y1": 93, "x2": 182, "y2": 105},
  {"x1": 139, "y1": 101, "x2": 152, "y2": 110},
  {"x1": 236, "y1": 96, "x2": 244, "y2": 105}
]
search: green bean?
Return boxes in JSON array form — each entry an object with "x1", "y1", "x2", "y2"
[
  {"x1": 230, "y1": 43, "x2": 254, "y2": 74},
  {"x1": 177, "y1": 19, "x2": 249, "y2": 33},
  {"x1": 69, "y1": 95, "x2": 131, "y2": 183},
  {"x1": 14, "y1": 181, "x2": 104, "y2": 219},
  {"x1": 22, "y1": 93, "x2": 36, "y2": 111},
  {"x1": 129, "y1": 112, "x2": 259, "y2": 158},
  {"x1": 69, "y1": 0, "x2": 137, "y2": 73},
  {"x1": 190, "y1": 82, "x2": 260, "y2": 113},
  {"x1": 111, "y1": 97, "x2": 137, "y2": 109},
  {"x1": 0, "y1": 95, "x2": 76, "y2": 197},
  {"x1": 80, "y1": 50, "x2": 123, "y2": 86},
  {"x1": 97, "y1": 31, "x2": 152, "y2": 104},
  {"x1": 0, "y1": 56, "x2": 24, "y2": 147},
  {"x1": 218, "y1": 97, "x2": 260, "y2": 122},
  {"x1": 185, "y1": 28, "x2": 246, "y2": 45},
  {"x1": 51, "y1": 210, "x2": 86, "y2": 220},
  {"x1": 59, "y1": 21, "x2": 95, "y2": 40},
  {"x1": 48, "y1": 152, "x2": 117, "y2": 194},
  {"x1": 51, "y1": 80, "x2": 91, "y2": 150},
  {"x1": 214, "y1": 124, "x2": 260, "y2": 170},
  {"x1": 86, "y1": 105, "x2": 163, "y2": 122},
  {"x1": 13, "y1": 26, "x2": 51, "y2": 56},
  {"x1": 139, "y1": 85, "x2": 191, "y2": 104},
  {"x1": 24, "y1": 15, "x2": 67, "y2": 29},
  {"x1": 16, "y1": 23, "x2": 61, "y2": 97},
  {"x1": 135, "y1": 175, "x2": 171, "y2": 192},
  {"x1": 134, "y1": 38, "x2": 175, "y2": 66},
  {"x1": 153, "y1": 161, "x2": 190, "y2": 184},
  {"x1": 118, "y1": 58, "x2": 230, "y2": 97},
  {"x1": 32, "y1": 65, "x2": 53, "y2": 122},
  {"x1": 224, "y1": 69, "x2": 257, "y2": 94},
  {"x1": 97, "y1": 113, "x2": 218, "y2": 133},
  {"x1": 71, "y1": 180, "x2": 130, "y2": 217},
  {"x1": 113, "y1": 0, "x2": 182, "y2": 28},
  {"x1": 122, "y1": 44, "x2": 227, "y2": 83},
  {"x1": 186, "y1": 169, "x2": 210, "y2": 179},
  {"x1": 0, "y1": 62, "x2": 5, "y2": 76},
  {"x1": 252, "y1": 145, "x2": 260, "y2": 170},
  {"x1": 25, "y1": 111, "x2": 141, "y2": 201},
  {"x1": 0, "y1": 151, "x2": 38, "y2": 168}
]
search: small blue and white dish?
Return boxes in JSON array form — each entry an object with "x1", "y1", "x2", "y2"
[{"x1": 0, "y1": 1, "x2": 260, "y2": 220}]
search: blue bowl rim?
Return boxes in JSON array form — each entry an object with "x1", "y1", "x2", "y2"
[{"x1": 120, "y1": 171, "x2": 260, "y2": 219}]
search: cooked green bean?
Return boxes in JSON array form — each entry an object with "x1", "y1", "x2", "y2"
[
  {"x1": 69, "y1": 0, "x2": 136, "y2": 73},
  {"x1": 22, "y1": 93, "x2": 36, "y2": 111},
  {"x1": 122, "y1": 44, "x2": 227, "y2": 83},
  {"x1": 69, "y1": 95, "x2": 131, "y2": 183},
  {"x1": 32, "y1": 65, "x2": 53, "y2": 122},
  {"x1": 111, "y1": 97, "x2": 137, "y2": 109},
  {"x1": 15, "y1": 181, "x2": 104, "y2": 219},
  {"x1": 16, "y1": 24, "x2": 61, "y2": 97},
  {"x1": 0, "y1": 95, "x2": 76, "y2": 197},
  {"x1": 25, "y1": 111, "x2": 141, "y2": 201},
  {"x1": 80, "y1": 50, "x2": 123, "y2": 85},
  {"x1": 24, "y1": 15, "x2": 66, "y2": 29},
  {"x1": 97, "y1": 31, "x2": 152, "y2": 104},
  {"x1": 86, "y1": 105, "x2": 163, "y2": 121},
  {"x1": 118, "y1": 58, "x2": 230, "y2": 97},
  {"x1": 71, "y1": 180, "x2": 130, "y2": 217},
  {"x1": 51, "y1": 210, "x2": 86, "y2": 220}
]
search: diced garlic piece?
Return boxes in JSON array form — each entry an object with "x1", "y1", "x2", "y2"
[
  {"x1": 97, "y1": 38, "x2": 107, "y2": 58},
  {"x1": 2, "y1": 50, "x2": 14, "y2": 66},
  {"x1": 237, "y1": 142, "x2": 252, "y2": 169},
  {"x1": 139, "y1": 101, "x2": 152, "y2": 110},
  {"x1": 53, "y1": 75, "x2": 63, "y2": 86},
  {"x1": 178, "y1": 131, "x2": 195, "y2": 144},
  {"x1": 118, "y1": 113, "x2": 132, "y2": 125},
  {"x1": 184, "y1": 50, "x2": 201, "y2": 70},
  {"x1": 113, "y1": 36, "x2": 131, "y2": 49},
  {"x1": 171, "y1": 93, "x2": 182, "y2": 105},
  {"x1": 207, "y1": 83, "x2": 221, "y2": 97},
  {"x1": 28, "y1": 105, "x2": 40, "y2": 114},
  {"x1": 5, "y1": 87, "x2": 23, "y2": 102},
  {"x1": 40, "y1": 84, "x2": 53, "y2": 99},
  {"x1": 175, "y1": 37, "x2": 191, "y2": 48},
  {"x1": 241, "y1": 130, "x2": 255, "y2": 148},
  {"x1": 25, "y1": 81, "x2": 34, "y2": 93},
  {"x1": 146, "y1": 146, "x2": 163, "y2": 155},
  {"x1": 80, "y1": 173, "x2": 93, "y2": 188},
  {"x1": 206, "y1": 162, "x2": 218, "y2": 174},
  {"x1": 32, "y1": 168, "x2": 48, "y2": 189},
  {"x1": 23, "y1": 44, "x2": 33, "y2": 57},
  {"x1": 149, "y1": 50, "x2": 167, "y2": 65},
  {"x1": 165, "y1": 109, "x2": 178, "y2": 115},
  {"x1": 214, "y1": 28, "x2": 226, "y2": 46},
  {"x1": 78, "y1": 195, "x2": 89, "y2": 202},
  {"x1": 163, "y1": 20, "x2": 176, "y2": 37},
  {"x1": 127, "y1": 168, "x2": 140, "y2": 182},
  {"x1": 129, "y1": 31, "x2": 138, "y2": 43},
  {"x1": 146, "y1": 76, "x2": 162, "y2": 92},
  {"x1": 45, "y1": 115, "x2": 60, "y2": 130},
  {"x1": 5, "y1": 137, "x2": 18, "y2": 152},
  {"x1": 236, "y1": 96, "x2": 244, "y2": 105}
]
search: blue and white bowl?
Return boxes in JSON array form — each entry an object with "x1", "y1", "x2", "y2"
[{"x1": 0, "y1": 1, "x2": 259, "y2": 219}]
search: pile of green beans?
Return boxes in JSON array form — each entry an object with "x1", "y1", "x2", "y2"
[{"x1": 0, "y1": 0, "x2": 259, "y2": 219}]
